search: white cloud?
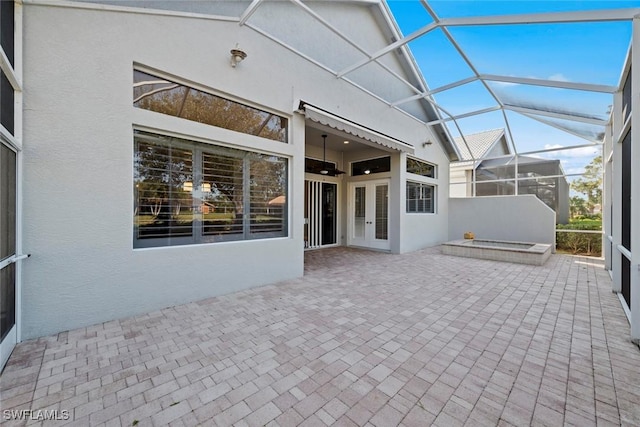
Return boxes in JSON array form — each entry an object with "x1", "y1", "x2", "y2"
[
  {"x1": 539, "y1": 144, "x2": 600, "y2": 159},
  {"x1": 548, "y1": 73, "x2": 570, "y2": 82},
  {"x1": 491, "y1": 80, "x2": 517, "y2": 88}
]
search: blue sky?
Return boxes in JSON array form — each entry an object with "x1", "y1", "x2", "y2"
[{"x1": 387, "y1": 0, "x2": 639, "y2": 180}]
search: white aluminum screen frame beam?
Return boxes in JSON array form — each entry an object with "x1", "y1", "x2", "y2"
[
  {"x1": 239, "y1": 0, "x2": 263, "y2": 25},
  {"x1": 427, "y1": 106, "x2": 502, "y2": 125},
  {"x1": 439, "y1": 8, "x2": 640, "y2": 27},
  {"x1": 481, "y1": 74, "x2": 617, "y2": 94},
  {"x1": 504, "y1": 105, "x2": 609, "y2": 126},
  {"x1": 237, "y1": 0, "x2": 625, "y2": 166}
]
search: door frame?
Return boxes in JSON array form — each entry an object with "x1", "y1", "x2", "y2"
[
  {"x1": 304, "y1": 174, "x2": 341, "y2": 250},
  {"x1": 347, "y1": 179, "x2": 391, "y2": 251},
  {"x1": 0, "y1": 137, "x2": 21, "y2": 370}
]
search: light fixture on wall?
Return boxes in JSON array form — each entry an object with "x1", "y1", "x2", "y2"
[
  {"x1": 230, "y1": 45, "x2": 247, "y2": 68},
  {"x1": 422, "y1": 140, "x2": 433, "y2": 148},
  {"x1": 320, "y1": 134, "x2": 329, "y2": 175}
]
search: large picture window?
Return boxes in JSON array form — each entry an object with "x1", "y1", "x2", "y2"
[
  {"x1": 134, "y1": 131, "x2": 288, "y2": 248},
  {"x1": 133, "y1": 70, "x2": 288, "y2": 143},
  {"x1": 406, "y1": 181, "x2": 435, "y2": 213}
]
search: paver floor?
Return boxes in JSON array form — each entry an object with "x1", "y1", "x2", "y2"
[{"x1": 1, "y1": 247, "x2": 639, "y2": 426}]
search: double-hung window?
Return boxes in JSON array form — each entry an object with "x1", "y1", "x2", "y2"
[
  {"x1": 134, "y1": 131, "x2": 288, "y2": 248},
  {"x1": 406, "y1": 181, "x2": 435, "y2": 214}
]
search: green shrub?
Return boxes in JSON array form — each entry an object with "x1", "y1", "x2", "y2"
[{"x1": 556, "y1": 220, "x2": 602, "y2": 256}]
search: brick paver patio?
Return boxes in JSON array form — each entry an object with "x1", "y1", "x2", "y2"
[{"x1": 1, "y1": 247, "x2": 639, "y2": 426}]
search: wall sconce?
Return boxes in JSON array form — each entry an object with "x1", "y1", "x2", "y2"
[
  {"x1": 422, "y1": 140, "x2": 433, "y2": 148},
  {"x1": 230, "y1": 45, "x2": 247, "y2": 68}
]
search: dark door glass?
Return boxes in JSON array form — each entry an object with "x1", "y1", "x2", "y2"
[{"x1": 321, "y1": 183, "x2": 336, "y2": 245}]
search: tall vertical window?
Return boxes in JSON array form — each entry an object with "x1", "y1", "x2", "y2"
[
  {"x1": 406, "y1": 181, "x2": 435, "y2": 213},
  {"x1": 134, "y1": 131, "x2": 288, "y2": 248}
]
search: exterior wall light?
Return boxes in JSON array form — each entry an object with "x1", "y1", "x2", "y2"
[
  {"x1": 230, "y1": 46, "x2": 247, "y2": 68},
  {"x1": 422, "y1": 140, "x2": 433, "y2": 147}
]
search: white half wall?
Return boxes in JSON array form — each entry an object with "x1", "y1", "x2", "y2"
[{"x1": 448, "y1": 195, "x2": 556, "y2": 246}]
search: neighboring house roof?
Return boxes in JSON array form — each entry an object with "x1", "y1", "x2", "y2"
[
  {"x1": 268, "y1": 195, "x2": 286, "y2": 205},
  {"x1": 453, "y1": 128, "x2": 506, "y2": 162}
]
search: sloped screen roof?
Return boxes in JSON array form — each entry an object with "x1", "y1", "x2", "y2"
[{"x1": 78, "y1": 0, "x2": 637, "y2": 178}]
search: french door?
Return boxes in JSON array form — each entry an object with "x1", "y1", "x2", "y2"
[
  {"x1": 0, "y1": 141, "x2": 17, "y2": 369},
  {"x1": 349, "y1": 180, "x2": 390, "y2": 251}
]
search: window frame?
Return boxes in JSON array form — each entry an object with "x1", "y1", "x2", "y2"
[
  {"x1": 406, "y1": 157, "x2": 436, "y2": 179},
  {"x1": 133, "y1": 129, "x2": 289, "y2": 249},
  {"x1": 406, "y1": 180, "x2": 436, "y2": 214},
  {"x1": 350, "y1": 156, "x2": 391, "y2": 177},
  {"x1": 133, "y1": 65, "x2": 289, "y2": 143}
]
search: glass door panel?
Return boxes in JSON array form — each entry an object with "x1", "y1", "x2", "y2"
[
  {"x1": 1, "y1": 142, "x2": 17, "y2": 368},
  {"x1": 305, "y1": 180, "x2": 338, "y2": 249},
  {"x1": 354, "y1": 186, "x2": 366, "y2": 239},
  {"x1": 321, "y1": 183, "x2": 337, "y2": 245},
  {"x1": 375, "y1": 184, "x2": 388, "y2": 241}
]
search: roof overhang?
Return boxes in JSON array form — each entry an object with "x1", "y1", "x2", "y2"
[{"x1": 299, "y1": 102, "x2": 415, "y2": 154}]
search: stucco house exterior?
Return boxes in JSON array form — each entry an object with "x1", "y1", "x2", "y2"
[
  {"x1": 0, "y1": 0, "x2": 460, "y2": 367},
  {"x1": 2, "y1": 0, "x2": 639, "y2": 371}
]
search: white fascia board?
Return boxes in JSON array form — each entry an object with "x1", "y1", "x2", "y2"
[
  {"x1": 377, "y1": 1, "x2": 428, "y2": 93},
  {"x1": 440, "y1": 8, "x2": 640, "y2": 26},
  {"x1": 481, "y1": 74, "x2": 617, "y2": 94}
]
